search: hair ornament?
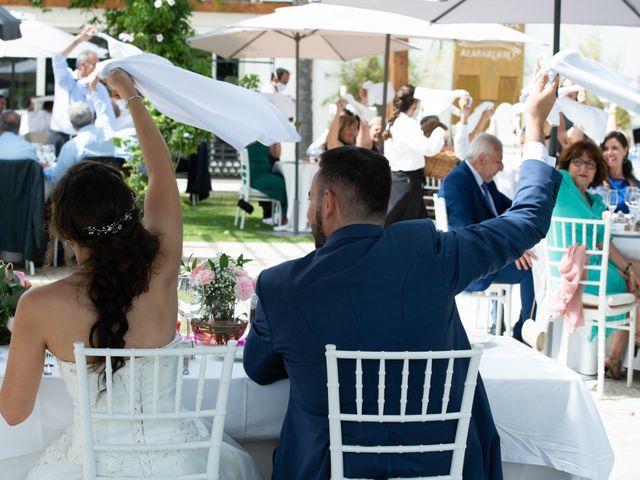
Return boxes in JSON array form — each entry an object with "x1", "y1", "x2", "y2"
[{"x1": 83, "y1": 195, "x2": 137, "y2": 237}]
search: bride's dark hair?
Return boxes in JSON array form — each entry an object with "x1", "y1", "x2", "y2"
[{"x1": 49, "y1": 161, "x2": 160, "y2": 374}]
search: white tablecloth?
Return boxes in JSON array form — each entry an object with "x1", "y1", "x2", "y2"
[
  {"x1": 277, "y1": 161, "x2": 318, "y2": 232},
  {"x1": 612, "y1": 231, "x2": 640, "y2": 260},
  {"x1": 0, "y1": 337, "x2": 612, "y2": 480}
]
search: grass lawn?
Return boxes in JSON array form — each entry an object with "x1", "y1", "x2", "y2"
[{"x1": 182, "y1": 194, "x2": 313, "y2": 243}]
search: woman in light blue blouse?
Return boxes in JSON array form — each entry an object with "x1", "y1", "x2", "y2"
[
  {"x1": 549, "y1": 140, "x2": 640, "y2": 379},
  {"x1": 601, "y1": 131, "x2": 639, "y2": 213}
]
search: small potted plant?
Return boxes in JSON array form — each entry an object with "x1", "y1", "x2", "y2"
[{"x1": 1, "y1": 261, "x2": 32, "y2": 345}]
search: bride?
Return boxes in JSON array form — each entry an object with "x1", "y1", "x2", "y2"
[{"x1": 0, "y1": 69, "x2": 262, "y2": 480}]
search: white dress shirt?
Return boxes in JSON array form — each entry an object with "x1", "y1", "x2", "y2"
[
  {"x1": 466, "y1": 160, "x2": 498, "y2": 216},
  {"x1": 50, "y1": 55, "x2": 116, "y2": 135},
  {"x1": 454, "y1": 121, "x2": 470, "y2": 161},
  {"x1": 44, "y1": 92, "x2": 116, "y2": 186},
  {"x1": 0, "y1": 132, "x2": 39, "y2": 161},
  {"x1": 384, "y1": 113, "x2": 445, "y2": 172}
]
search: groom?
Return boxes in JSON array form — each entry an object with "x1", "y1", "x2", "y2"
[{"x1": 243, "y1": 74, "x2": 561, "y2": 479}]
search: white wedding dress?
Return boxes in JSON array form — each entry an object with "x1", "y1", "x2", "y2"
[{"x1": 27, "y1": 336, "x2": 262, "y2": 480}]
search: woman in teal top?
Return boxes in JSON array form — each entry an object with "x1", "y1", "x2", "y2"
[
  {"x1": 549, "y1": 140, "x2": 640, "y2": 378},
  {"x1": 247, "y1": 142, "x2": 287, "y2": 223}
]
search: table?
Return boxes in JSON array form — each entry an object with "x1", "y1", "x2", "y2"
[
  {"x1": 612, "y1": 231, "x2": 640, "y2": 260},
  {"x1": 277, "y1": 161, "x2": 318, "y2": 233},
  {"x1": 0, "y1": 337, "x2": 613, "y2": 480}
]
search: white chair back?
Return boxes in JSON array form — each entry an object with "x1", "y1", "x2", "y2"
[
  {"x1": 74, "y1": 341, "x2": 237, "y2": 480},
  {"x1": 423, "y1": 177, "x2": 442, "y2": 215},
  {"x1": 325, "y1": 344, "x2": 483, "y2": 480},
  {"x1": 545, "y1": 214, "x2": 636, "y2": 397},
  {"x1": 238, "y1": 149, "x2": 251, "y2": 198},
  {"x1": 234, "y1": 149, "x2": 282, "y2": 229},
  {"x1": 433, "y1": 193, "x2": 448, "y2": 232},
  {"x1": 545, "y1": 215, "x2": 611, "y2": 302}
]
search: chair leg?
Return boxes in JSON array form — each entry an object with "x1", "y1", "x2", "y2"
[
  {"x1": 627, "y1": 309, "x2": 636, "y2": 388},
  {"x1": 240, "y1": 210, "x2": 246, "y2": 230},
  {"x1": 503, "y1": 290, "x2": 512, "y2": 337},
  {"x1": 27, "y1": 260, "x2": 35, "y2": 276},
  {"x1": 558, "y1": 322, "x2": 570, "y2": 368},
  {"x1": 597, "y1": 315, "x2": 606, "y2": 399},
  {"x1": 234, "y1": 206, "x2": 240, "y2": 227},
  {"x1": 495, "y1": 298, "x2": 504, "y2": 337}
]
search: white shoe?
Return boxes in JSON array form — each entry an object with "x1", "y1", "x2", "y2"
[{"x1": 262, "y1": 217, "x2": 274, "y2": 225}]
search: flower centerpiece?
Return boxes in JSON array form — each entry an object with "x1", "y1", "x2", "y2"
[
  {"x1": 1, "y1": 261, "x2": 32, "y2": 345},
  {"x1": 183, "y1": 253, "x2": 255, "y2": 345}
]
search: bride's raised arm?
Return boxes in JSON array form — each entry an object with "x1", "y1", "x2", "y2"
[{"x1": 106, "y1": 69, "x2": 182, "y2": 275}]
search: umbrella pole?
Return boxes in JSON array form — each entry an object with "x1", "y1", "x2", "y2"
[
  {"x1": 553, "y1": 0, "x2": 561, "y2": 54},
  {"x1": 380, "y1": 33, "x2": 391, "y2": 155},
  {"x1": 294, "y1": 33, "x2": 301, "y2": 235},
  {"x1": 549, "y1": 0, "x2": 562, "y2": 156}
]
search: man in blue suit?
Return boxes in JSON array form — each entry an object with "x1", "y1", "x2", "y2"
[
  {"x1": 244, "y1": 74, "x2": 561, "y2": 479},
  {"x1": 439, "y1": 134, "x2": 536, "y2": 341}
]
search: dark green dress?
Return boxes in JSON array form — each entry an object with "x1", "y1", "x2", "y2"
[{"x1": 247, "y1": 143, "x2": 287, "y2": 214}]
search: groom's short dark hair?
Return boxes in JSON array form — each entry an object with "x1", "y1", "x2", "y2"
[{"x1": 317, "y1": 146, "x2": 391, "y2": 223}]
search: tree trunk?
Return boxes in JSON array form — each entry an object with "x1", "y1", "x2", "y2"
[{"x1": 293, "y1": 0, "x2": 313, "y2": 154}]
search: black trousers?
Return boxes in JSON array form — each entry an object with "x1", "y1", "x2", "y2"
[
  {"x1": 385, "y1": 169, "x2": 426, "y2": 227},
  {"x1": 48, "y1": 131, "x2": 70, "y2": 157}
]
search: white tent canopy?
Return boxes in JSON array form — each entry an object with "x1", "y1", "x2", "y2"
[{"x1": 323, "y1": 0, "x2": 640, "y2": 26}]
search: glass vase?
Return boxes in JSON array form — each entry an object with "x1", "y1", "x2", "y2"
[{"x1": 190, "y1": 300, "x2": 248, "y2": 345}]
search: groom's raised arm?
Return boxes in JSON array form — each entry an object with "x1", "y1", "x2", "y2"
[{"x1": 435, "y1": 72, "x2": 562, "y2": 295}]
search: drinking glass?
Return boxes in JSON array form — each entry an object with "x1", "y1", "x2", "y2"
[
  {"x1": 626, "y1": 187, "x2": 640, "y2": 230},
  {"x1": 177, "y1": 275, "x2": 203, "y2": 338},
  {"x1": 607, "y1": 190, "x2": 619, "y2": 214}
]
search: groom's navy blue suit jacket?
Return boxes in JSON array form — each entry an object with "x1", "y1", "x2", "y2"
[{"x1": 244, "y1": 159, "x2": 561, "y2": 480}]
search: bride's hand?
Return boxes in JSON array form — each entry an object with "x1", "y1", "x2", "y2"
[{"x1": 106, "y1": 68, "x2": 137, "y2": 100}]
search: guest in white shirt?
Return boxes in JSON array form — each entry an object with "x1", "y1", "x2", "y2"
[
  {"x1": 260, "y1": 68, "x2": 290, "y2": 94},
  {"x1": 0, "y1": 111, "x2": 38, "y2": 162},
  {"x1": 49, "y1": 25, "x2": 115, "y2": 155},
  {"x1": 453, "y1": 94, "x2": 494, "y2": 161},
  {"x1": 19, "y1": 97, "x2": 53, "y2": 140},
  {"x1": 383, "y1": 84, "x2": 445, "y2": 226},
  {"x1": 43, "y1": 84, "x2": 116, "y2": 188}
]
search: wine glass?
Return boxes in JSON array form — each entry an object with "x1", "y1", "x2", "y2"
[
  {"x1": 177, "y1": 275, "x2": 203, "y2": 339},
  {"x1": 606, "y1": 189, "x2": 619, "y2": 214},
  {"x1": 626, "y1": 187, "x2": 640, "y2": 230}
]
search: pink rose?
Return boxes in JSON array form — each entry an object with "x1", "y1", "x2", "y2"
[
  {"x1": 234, "y1": 275, "x2": 254, "y2": 301},
  {"x1": 190, "y1": 265, "x2": 215, "y2": 285},
  {"x1": 14, "y1": 271, "x2": 29, "y2": 287},
  {"x1": 233, "y1": 267, "x2": 248, "y2": 277},
  {"x1": 251, "y1": 277, "x2": 257, "y2": 292}
]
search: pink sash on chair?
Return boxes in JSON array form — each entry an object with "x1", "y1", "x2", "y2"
[{"x1": 551, "y1": 244, "x2": 589, "y2": 333}]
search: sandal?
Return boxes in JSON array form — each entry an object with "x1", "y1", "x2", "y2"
[{"x1": 604, "y1": 356, "x2": 623, "y2": 380}]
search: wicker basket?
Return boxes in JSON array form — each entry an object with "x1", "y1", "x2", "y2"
[{"x1": 424, "y1": 150, "x2": 459, "y2": 180}]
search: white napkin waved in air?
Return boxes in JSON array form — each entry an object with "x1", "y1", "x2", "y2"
[
  {"x1": 414, "y1": 87, "x2": 469, "y2": 116},
  {"x1": 98, "y1": 54, "x2": 300, "y2": 150},
  {"x1": 547, "y1": 97, "x2": 608, "y2": 144},
  {"x1": 95, "y1": 32, "x2": 143, "y2": 59},
  {"x1": 467, "y1": 101, "x2": 495, "y2": 133},
  {"x1": 342, "y1": 93, "x2": 376, "y2": 123},
  {"x1": 521, "y1": 50, "x2": 640, "y2": 115},
  {"x1": 361, "y1": 80, "x2": 395, "y2": 106}
]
